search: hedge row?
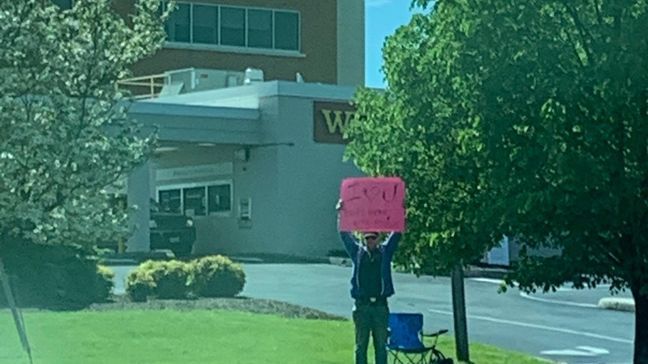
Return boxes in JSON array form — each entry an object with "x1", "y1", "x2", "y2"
[{"x1": 126, "y1": 255, "x2": 246, "y2": 302}]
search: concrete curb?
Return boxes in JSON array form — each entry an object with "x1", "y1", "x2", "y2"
[
  {"x1": 328, "y1": 256, "x2": 352, "y2": 267},
  {"x1": 464, "y1": 265, "x2": 509, "y2": 279},
  {"x1": 231, "y1": 256, "x2": 264, "y2": 264},
  {"x1": 99, "y1": 250, "x2": 175, "y2": 266},
  {"x1": 100, "y1": 258, "x2": 138, "y2": 266},
  {"x1": 230, "y1": 254, "x2": 329, "y2": 264},
  {"x1": 598, "y1": 297, "x2": 635, "y2": 312}
]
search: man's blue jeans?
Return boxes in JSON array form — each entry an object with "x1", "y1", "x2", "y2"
[{"x1": 353, "y1": 303, "x2": 389, "y2": 364}]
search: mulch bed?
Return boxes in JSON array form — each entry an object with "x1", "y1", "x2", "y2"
[{"x1": 87, "y1": 295, "x2": 346, "y2": 321}]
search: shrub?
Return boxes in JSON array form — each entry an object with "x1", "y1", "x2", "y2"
[
  {"x1": 0, "y1": 240, "x2": 113, "y2": 309},
  {"x1": 125, "y1": 269, "x2": 156, "y2": 302},
  {"x1": 129, "y1": 260, "x2": 191, "y2": 300},
  {"x1": 191, "y1": 255, "x2": 246, "y2": 298},
  {"x1": 96, "y1": 265, "x2": 115, "y2": 300}
]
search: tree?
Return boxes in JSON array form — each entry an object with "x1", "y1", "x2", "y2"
[
  {"x1": 348, "y1": 10, "x2": 501, "y2": 279},
  {"x1": 347, "y1": 0, "x2": 648, "y2": 362},
  {"x1": 0, "y1": 0, "x2": 171, "y2": 251},
  {"x1": 0, "y1": 1, "x2": 172, "y2": 359},
  {"x1": 346, "y1": 5, "x2": 502, "y2": 361},
  {"x1": 464, "y1": 1, "x2": 648, "y2": 361}
]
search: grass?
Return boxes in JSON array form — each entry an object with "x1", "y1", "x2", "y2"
[{"x1": 0, "y1": 309, "x2": 548, "y2": 364}]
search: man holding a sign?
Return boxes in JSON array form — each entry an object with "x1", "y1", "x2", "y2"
[{"x1": 337, "y1": 177, "x2": 405, "y2": 364}]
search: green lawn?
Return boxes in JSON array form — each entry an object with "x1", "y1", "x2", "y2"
[{"x1": 0, "y1": 309, "x2": 547, "y2": 364}]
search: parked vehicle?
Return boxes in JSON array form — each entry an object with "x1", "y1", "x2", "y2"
[
  {"x1": 149, "y1": 200, "x2": 196, "y2": 256},
  {"x1": 98, "y1": 197, "x2": 196, "y2": 257}
]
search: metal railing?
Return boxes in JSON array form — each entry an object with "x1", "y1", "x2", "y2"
[{"x1": 117, "y1": 73, "x2": 166, "y2": 99}]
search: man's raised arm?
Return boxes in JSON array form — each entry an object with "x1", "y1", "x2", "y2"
[
  {"x1": 383, "y1": 232, "x2": 402, "y2": 257},
  {"x1": 337, "y1": 199, "x2": 359, "y2": 257}
]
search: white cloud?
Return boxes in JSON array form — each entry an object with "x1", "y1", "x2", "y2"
[{"x1": 367, "y1": 0, "x2": 392, "y2": 7}]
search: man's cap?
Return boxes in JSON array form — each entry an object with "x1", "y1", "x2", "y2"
[{"x1": 363, "y1": 232, "x2": 378, "y2": 239}]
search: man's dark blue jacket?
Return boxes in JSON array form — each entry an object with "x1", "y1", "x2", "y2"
[{"x1": 340, "y1": 231, "x2": 401, "y2": 299}]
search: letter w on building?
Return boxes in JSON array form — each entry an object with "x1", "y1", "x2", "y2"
[{"x1": 321, "y1": 110, "x2": 354, "y2": 134}]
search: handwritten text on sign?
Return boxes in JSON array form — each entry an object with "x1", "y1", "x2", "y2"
[{"x1": 339, "y1": 177, "x2": 406, "y2": 232}]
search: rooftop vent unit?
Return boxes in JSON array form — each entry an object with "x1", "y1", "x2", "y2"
[
  {"x1": 159, "y1": 68, "x2": 245, "y2": 96},
  {"x1": 244, "y1": 68, "x2": 265, "y2": 85}
]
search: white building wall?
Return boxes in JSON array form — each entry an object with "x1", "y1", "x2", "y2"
[{"x1": 337, "y1": 0, "x2": 365, "y2": 86}]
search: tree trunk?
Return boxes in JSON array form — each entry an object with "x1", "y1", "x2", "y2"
[
  {"x1": 632, "y1": 285, "x2": 648, "y2": 364},
  {"x1": 451, "y1": 265, "x2": 470, "y2": 362}
]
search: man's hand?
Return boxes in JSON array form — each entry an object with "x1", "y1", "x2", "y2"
[{"x1": 336, "y1": 199, "x2": 344, "y2": 211}]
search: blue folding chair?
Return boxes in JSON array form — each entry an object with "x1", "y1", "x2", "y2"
[{"x1": 387, "y1": 313, "x2": 453, "y2": 364}]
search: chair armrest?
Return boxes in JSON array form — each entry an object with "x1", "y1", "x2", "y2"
[{"x1": 422, "y1": 329, "x2": 448, "y2": 338}]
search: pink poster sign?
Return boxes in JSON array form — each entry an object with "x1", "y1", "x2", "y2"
[{"x1": 339, "y1": 177, "x2": 406, "y2": 232}]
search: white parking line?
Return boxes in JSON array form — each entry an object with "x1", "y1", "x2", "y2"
[
  {"x1": 541, "y1": 346, "x2": 610, "y2": 357},
  {"x1": 541, "y1": 348, "x2": 599, "y2": 356},
  {"x1": 427, "y1": 308, "x2": 633, "y2": 344},
  {"x1": 469, "y1": 278, "x2": 603, "y2": 309},
  {"x1": 470, "y1": 278, "x2": 508, "y2": 285},
  {"x1": 469, "y1": 278, "x2": 613, "y2": 289},
  {"x1": 577, "y1": 346, "x2": 611, "y2": 355}
]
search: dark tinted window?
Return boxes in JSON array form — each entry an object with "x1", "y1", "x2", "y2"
[
  {"x1": 158, "y1": 189, "x2": 181, "y2": 213},
  {"x1": 183, "y1": 187, "x2": 206, "y2": 216},
  {"x1": 166, "y1": 3, "x2": 190, "y2": 42},
  {"x1": 208, "y1": 185, "x2": 232, "y2": 213},
  {"x1": 274, "y1": 11, "x2": 299, "y2": 50},
  {"x1": 193, "y1": 5, "x2": 219, "y2": 44},
  {"x1": 221, "y1": 7, "x2": 245, "y2": 47},
  {"x1": 248, "y1": 9, "x2": 273, "y2": 49}
]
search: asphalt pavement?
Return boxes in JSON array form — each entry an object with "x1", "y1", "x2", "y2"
[{"x1": 111, "y1": 264, "x2": 634, "y2": 364}]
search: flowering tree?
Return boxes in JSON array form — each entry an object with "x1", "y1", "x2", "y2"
[{"x1": 0, "y1": 0, "x2": 171, "y2": 251}]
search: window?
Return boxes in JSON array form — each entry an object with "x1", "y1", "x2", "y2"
[
  {"x1": 193, "y1": 5, "x2": 219, "y2": 44},
  {"x1": 158, "y1": 189, "x2": 181, "y2": 213},
  {"x1": 247, "y1": 9, "x2": 273, "y2": 49},
  {"x1": 208, "y1": 184, "x2": 232, "y2": 214},
  {"x1": 52, "y1": 0, "x2": 73, "y2": 9},
  {"x1": 274, "y1": 11, "x2": 299, "y2": 50},
  {"x1": 183, "y1": 187, "x2": 206, "y2": 216},
  {"x1": 166, "y1": 3, "x2": 190, "y2": 43},
  {"x1": 163, "y1": 3, "x2": 300, "y2": 52},
  {"x1": 158, "y1": 182, "x2": 231, "y2": 217},
  {"x1": 220, "y1": 7, "x2": 246, "y2": 47}
]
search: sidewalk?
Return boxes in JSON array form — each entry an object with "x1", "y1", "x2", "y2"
[{"x1": 99, "y1": 250, "x2": 174, "y2": 266}]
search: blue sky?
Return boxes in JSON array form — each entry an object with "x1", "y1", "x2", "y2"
[{"x1": 365, "y1": 0, "x2": 421, "y2": 88}]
